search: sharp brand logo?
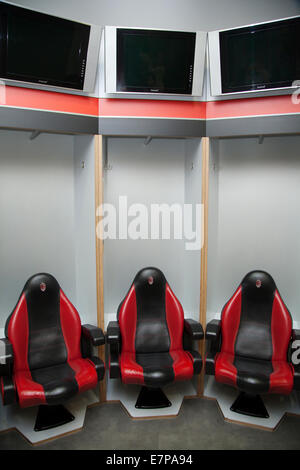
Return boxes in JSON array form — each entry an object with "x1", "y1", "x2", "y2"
[
  {"x1": 0, "y1": 80, "x2": 6, "y2": 105},
  {"x1": 291, "y1": 80, "x2": 300, "y2": 105},
  {"x1": 96, "y1": 196, "x2": 204, "y2": 251}
]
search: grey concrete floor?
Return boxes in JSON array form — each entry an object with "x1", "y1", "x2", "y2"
[{"x1": 0, "y1": 398, "x2": 300, "y2": 450}]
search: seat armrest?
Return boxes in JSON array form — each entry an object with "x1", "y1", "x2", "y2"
[
  {"x1": 107, "y1": 322, "x2": 121, "y2": 378},
  {"x1": 81, "y1": 325, "x2": 105, "y2": 347},
  {"x1": 206, "y1": 320, "x2": 221, "y2": 342},
  {"x1": 187, "y1": 349, "x2": 202, "y2": 375},
  {"x1": 205, "y1": 320, "x2": 221, "y2": 366},
  {"x1": 88, "y1": 356, "x2": 105, "y2": 382},
  {"x1": 107, "y1": 321, "x2": 121, "y2": 344},
  {"x1": 0, "y1": 338, "x2": 14, "y2": 366},
  {"x1": 205, "y1": 351, "x2": 216, "y2": 376},
  {"x1": 184, "y1": 319, "x2": 204, "y2": 341}
]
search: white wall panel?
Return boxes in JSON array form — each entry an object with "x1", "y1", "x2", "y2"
[
  {"x1": 0, "y1": 130, "x2": 76, "y2": 326},
  {"x1": 207, "y1": 135, "x2": 300, "y2": 323}
]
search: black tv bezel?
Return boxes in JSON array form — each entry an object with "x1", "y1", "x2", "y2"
[
  {"x1": 116, "y1": 28, "x2": 196, "y2": 95},
  {"x1": 219, "y1": 17, "x2": 300, "y2": 94},
  {"x1": 0, "y1": 2, "x2": 91, "y2": 91}
]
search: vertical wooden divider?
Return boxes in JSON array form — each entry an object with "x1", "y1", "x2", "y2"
[
  {"x1": 198, "y1": 137, "x2": 210, "y2": 396},
  {"x1": 94, "y1": 134, "x2": 106, "y2": 403}
]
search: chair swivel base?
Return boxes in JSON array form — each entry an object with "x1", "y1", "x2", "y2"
[
  {"x1": 135, "y1": 386, "x2": 172, "y2": 409},
  {"x1": 34, "y1": 404, "x2": 75, "y2": 432},
  {"x1": 230, "y1": 392, "x2": 269, "y2": 419}
]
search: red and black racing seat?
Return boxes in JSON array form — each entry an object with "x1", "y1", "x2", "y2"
[
  {"x1": 107, "y1": 267, "x2": 204, "y2": 408},
  {"x1": 205, "y1": 271, "x2": 300, "y2": 418},
  {"x1": 0, "y1": 273, "x2": 105, "y2": 431}
]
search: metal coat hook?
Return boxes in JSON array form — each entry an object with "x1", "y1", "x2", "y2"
[
  {"x1": 143, "y1": 136, "x2": 152, "y2": 146},
  {"x1": 30, "y1": 130, "x2": 41, "y2": 141},
  {"x1": 103, "y1": 149, "x2": 112, "y2": 171}
]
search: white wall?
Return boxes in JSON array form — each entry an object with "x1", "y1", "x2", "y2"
[
  {"x1": 8, "y1": 0, "x2": 300, "y2": 32},
  {"x1": 0, "y1": 130, "x2": 99, "y2": 328},
  {"x1": 207, "y1": 135, "x2": 300, "y2": 324},
  {"x1": 0, "y1": 130, "x2": 76, "y2": 326},
  {"x1": 103, "y1": 137, "x2": 186, "y2": 322},
  {"x1": 74, "y1": 135, "x2": 98, "y2": 325},
  {"x1": 183, "y1": 139, "x2": 202, "y2": 319},
  {"x1": 103, "y1": 137, "x2": 205, "y2": 324}
]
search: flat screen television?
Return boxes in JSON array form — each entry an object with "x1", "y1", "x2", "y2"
[
  {"x1": 105, "y1": 26, "x2": 207, "y2": 96},
  {"x1": 0, "y1": 2, "x2": 101, "y2": 92},
  {"x1": 208, "y1": 16, "x2": 300, "y2": 96}
]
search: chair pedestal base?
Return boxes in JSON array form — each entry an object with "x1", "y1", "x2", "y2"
[
  {"x1": 230, "y1": 392, "x2": 269, "y2": 418},
  {"x1": 34, "y1": 404, "x2": 75, "y2": 432},
  {"x1": 135, "y1": 387, "x2": 172, "y2": 409}
]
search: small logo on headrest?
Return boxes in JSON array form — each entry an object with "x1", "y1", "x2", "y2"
[
  {"x1": 256, "y1": 280, "x2": 262, "y2": 288},
  {"x1": 148, "y1": 276, "x2": 154, "y2": 285},
  {"x1": 40, "y1": 282, "x2": 46, "y2": 292}
]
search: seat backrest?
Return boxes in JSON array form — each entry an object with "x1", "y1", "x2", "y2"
[
  {"x1": 5, "y1": 273, "x2": 82, "y2": 372},
  {"x1": 118, "y1": 267, "x2": 184, "y2": 354},
  {"x1": 220, "y1": 271, "x2": 292, "y2": 362}
]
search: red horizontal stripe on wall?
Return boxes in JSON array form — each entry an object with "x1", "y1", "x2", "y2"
[
  {"x1": 1, "y1": 86, "x2": 299, "y2": 120},
  {"x1": 0, "y1": 85, "x2": 99, "y2": 116},
  {"x1": 99, "y1": 98, "x2": 206, "y2": 119},
  {"x1": 206, "y1": 95, "x2": 300, "y2": 119}
]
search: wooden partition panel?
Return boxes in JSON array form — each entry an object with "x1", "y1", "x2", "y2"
[
  {"x1": 198, "y1": 137, "x2": 210, "y2": 396},
  {"x1": 94, "y1": 135, "x2": 106, "y2": 402}
]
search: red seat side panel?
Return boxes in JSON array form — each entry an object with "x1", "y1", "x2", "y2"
[
  {"x1": 59, "y1": 291, "x2": 99, "y2": 393},
  {"x1": 59, "y1": 290, "x2": 82, "y2": 361},
  {"x1": 6, "y1": 294, "x2": 47, "y2": 407},
  {"x1": 7, "y1": 294, "x2": 30, "y2": 373},
  {"x1": 220, "y1": 286, "x2": 242, "y2": 356},
  {"x1": 170, "y1": 350, "x2": 194, "y2": 381},
  {"x1": 215, "y1": 352, "x2": 237, "y2": 387},
  {"x1": 271, "y1": 291, "x2": 292, "y2": 361},
  {"x1": 14, "y1": 371, "x2": 46, "y2": 408},
  {"x1": 120, "y1": 352, "x2": 144, "y2": 385},
  {"x1": 68, "y1": 358, "x2": 99, "y2": 393},
  {"x1": 118, "y1": 285, "x2": 138, "y2": 353},
  {"x1": 215, "y1": 287, "x2": 242, "y2": 386},
  {"x1": 270, "y1": 362, "x2": 294, "y2": 395},
  {"x1": 270, "y1": 291, "x2": 293, "y2": 394},
  {"x1": 165, "y1": 283, "x2": 184, "y2": 351}
]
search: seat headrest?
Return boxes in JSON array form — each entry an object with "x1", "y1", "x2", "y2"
[
  {"x1": 23, "y1": 273, "x2": 60, "y2": 299},
  {"x1": 241, "y1": 270, "x2": 276, "y2": 301},
  {"x1": 133, "y1": 267, "x2": 166, "y2": 290}
]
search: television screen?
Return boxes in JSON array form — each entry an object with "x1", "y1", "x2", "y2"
[
  {"x1": 0, "y1": 3, "x2": 92, "y2": 90},
  {"x1": 219, "y1": 17, "x2": 300, "y2": 94},
  {"x1": 116, "y1": 28, "x2": 196, "y2": 94}
]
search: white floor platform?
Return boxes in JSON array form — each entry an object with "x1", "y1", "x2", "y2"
[
  {"x1": 204, "y1": 376, "x2": 300, "y2": 430},
  {"x1": 106, "y1": 378, "x2": 197, "y2": 419},
  {"x1": 0, "y1": 389, "x2": 100, "y2": 445}
]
